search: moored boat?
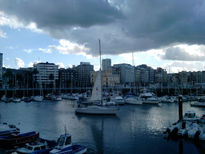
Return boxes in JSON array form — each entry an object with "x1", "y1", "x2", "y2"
[
  {"x1": 49, "y1": 133, "x2": 87, "y2": 154},
  {"x1": 183, "y1": 110, "x2": 199, "y2": 122},
  {"x1": 166, "y1": 111, "x2": 201, "y2": 138},
  {"x1": 75, "y1": 40, "x2": 119, "y2": 115},
  {"x1": 125, "y1": 96, "x2": 142, "y2": 105},
  {"x1": 140, "y1": 92, "x2": 159, "y2": 105},
  {"x1": 16, "y1": 138, "x2": 56, "y2": 154},
  {"x1": 111, "y1": 96, "x2": 125, "y2": 105},
  {"x1": 22, "y1": 97, "x2": 32, "y2": 103},
  {"x1": 0, "y1": 123, "x2": 20, "y2": 136},
  {"x1": 12, "y1": 97, "x2": 21, "y2": 103},
  {"x1": 0, "y1": 131, "x2": 39, "y2": 148},
  {"x1": 32, "y1": 96, "x2": 44, "y2": 102}
]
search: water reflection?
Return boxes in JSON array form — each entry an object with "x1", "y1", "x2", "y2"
[{"x1": 0, "y1": 101, "x2": 205, "y2": 153}]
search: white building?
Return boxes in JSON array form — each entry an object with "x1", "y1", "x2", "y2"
[
  {"x1": 33, "y1": 62, "x2": 59, "y2": 88},
  {"x1": 113, "y1": 63, "x2": 135, "y2": 86}
]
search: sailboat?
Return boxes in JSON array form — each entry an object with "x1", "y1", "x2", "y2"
[
  {"x1": 75, "y1": 40, "x2": 119, "y2": 115},
  {"x1": 33, "y1": 76, "x2": 44, "y2": 102}
]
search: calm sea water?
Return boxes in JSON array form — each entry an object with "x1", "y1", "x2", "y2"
[{"x1": 0, "y1": 100, "x2": 205, "y2": 154}]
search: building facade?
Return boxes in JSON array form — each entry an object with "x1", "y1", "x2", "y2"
[
  {"x1": 102, "y1": 58, "x2": 111, "y2": 71},
  {"x1": 113, "y1": 63, "x2": 135, "y2": 86},
  {"x1": 33, "y1": 62, "x2": 59, "y2": 88},
  {"x1": 58, "y1": 68, "x2": 78, "y2": 89},
  {"x1": 75, "y1": 62, "x2": 94, "y2": 87},
  {"x1": 90, "y1": 69, "x2": 120, "y2": 87},
  {"x1": 0, "y1": 53, "x2": 2, "y2": 87}
]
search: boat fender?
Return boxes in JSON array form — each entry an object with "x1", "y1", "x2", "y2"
[
  {"x1": 166, "y1": 128, "x2": 170, "y2": 134},
  {"x1": 194, "y1": 131, "x2": 200, "y2": 141},
  {"x1": 171, "y1": 127, "x2": 178, "y2": 137},
  {"x1": 182, "y1": 122, "x2": 186, "y2": 129}
]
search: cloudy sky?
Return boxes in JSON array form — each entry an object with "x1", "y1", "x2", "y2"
[{"x1": 0, "y1": 0, "x2": 205, "y2": 72}]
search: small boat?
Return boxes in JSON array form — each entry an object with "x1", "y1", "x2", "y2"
[
  {"x1": 16, "y1": 138, "x2": 56, "y2": 154},
  {"x1": 68, "y1": 95, "x2": 79, "y2": 101},
  {"x1": 62, "y1": 94, "x2": 79, "y2": 101},
  {"x1": 140, "y1": 92, "x2": 159, "y2": 105},
  {"x1": 191, "y1": 100, "x2": 205, "y2": 107},
  {"x1": 183, "y1": 110, "x2": 199, "y2": 122},
  {"x1": 45, "y1": 94, "x2": 62, "y2": 101},
  {"x1": 166, "y1": 111, "x2": 200, "y2": 137},
  {"x1": 12, "y1": 97, "x2": 21, "y2": 103},
  {"x1": 55, "y1": 95, "x2": 62, "y2": 101},
  {"x1": 33, "y1": 96, "x2": 44, "y2": 102},
  {"x1": 159, "y1": 96, "x2": 176, "y2": 103},
  {"x1": 111, "y1": 96, "x2": 125, "y2": 105},
  {"x1": 22, "y1": 97, "x2": 32, "y2": 103},
  {"x1": 125, "y1": 96, "x2": 142, "y2": 105},
  {"x1": 0, "y1": 123, "x2": 20, "y2": 136},
  {"x1": 102, "y1": 98, "x2": 116, "y2": 106},
  {"x1": 1, "y1": 95, "x2": 11, "y2": 103},
  {"x1": 49, "y1": 133, "x2": 87, "y2": 154},
  {"x1": 0, "y1": 131, "x2": 39, "y2": 148}
]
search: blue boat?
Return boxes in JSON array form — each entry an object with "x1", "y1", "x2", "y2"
[
  {"x1": 0, "y1": 123, "x2": 20, "y2": 136},
  {"x1": 49, "y1": 134, "x2": 87, "y2": 154},
  {"x1": 16, "y1": 138, "x2": 56, "y2": 154}
]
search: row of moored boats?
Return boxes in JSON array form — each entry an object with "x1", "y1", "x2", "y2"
[{"x1": 0, "y1": 122, "x2": 87, "y2": 153}]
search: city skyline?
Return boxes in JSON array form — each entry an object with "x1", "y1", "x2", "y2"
[{"x1": 1, "y1": 1, "x2": 205, "y2": 73}]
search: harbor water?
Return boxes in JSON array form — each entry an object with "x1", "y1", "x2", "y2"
[{"x1": 0, "y1": 100, "x2": 205, "y2": 154}]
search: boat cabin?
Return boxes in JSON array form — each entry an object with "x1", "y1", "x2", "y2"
[
  {"x1": 56, "y1": 134, "x2": 72, "y2": 148},
  {"x1": 200, "y1": 113, "x2": 205, "y2": 123},
  {"x1": 16, "y1": 142, "x2": 48, "y2": 153},
  {"x1": 183, "y1": 111, "x2": 199, "y2": 121},
  {"x1": 26, "y1": 144, "x2": 46, "y2": 151}
]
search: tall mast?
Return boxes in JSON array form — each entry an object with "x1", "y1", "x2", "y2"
[
  {"x1": 99, "y1": 39, "x2": 102, "y2": 72},
  {"x1": 132, "y1": 51, "x2": 135, "y2": 91},
  {"x1": 99, "y1": 39, "x2": 102, "y2": 104}
]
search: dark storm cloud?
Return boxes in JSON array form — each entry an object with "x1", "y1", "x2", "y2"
[
  {"x1": 124, "y1": 0, "x2": 205, "y2": 48},
  {"x1": 0, "y1": 0, "x2": 205, "y2": 57},
  {"x1": 0, "y1": 0, "x2": 122, "y2": 28},
  {"x1": 162, "y1": 47, "x2": 205, "y2": 61}
]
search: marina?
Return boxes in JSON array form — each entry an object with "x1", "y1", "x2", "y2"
[
  {"x1": 0, "y1": 0, "x2": 205, "y2": 153},
  {"x1": 0, "y1": 98, "x2": 205, "y2": 153}
]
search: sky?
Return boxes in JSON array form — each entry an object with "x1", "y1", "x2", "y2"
[{"x1": 1, "y1": 0, "x2": 205, "y2": 73}]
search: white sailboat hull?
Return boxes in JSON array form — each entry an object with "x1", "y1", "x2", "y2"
[
  {"x1": 191, "y1": 101, "x2": 205, "y2": 107},
  {"x1": 142, "y1": 97, "x2": 159, "y2": 105},
  {"x1": 33, "y1": 96, "x2": 44, "y2": 102},
  {"x1": 125, "y1": 97, "x2": 142, "y2": 105},
  {"x1": 75, "y1": 106, "x2": 118, "y2": 115},
  {"x1": 143, "y1": 101, "x2": 159, "y2": 105}
]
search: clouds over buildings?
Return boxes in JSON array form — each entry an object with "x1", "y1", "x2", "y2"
[
  {"x1": 162, "y1": 46, "x2": 205, "y2": 61},
  {"x1": 0, "y1": 0, "x2": 205, "y2": 60},
  {"x1": 15, "y1": 58, "x2": 24, "y2": 68},
  {"x1": 0, "y1": 0, "x2": 205, "y2": 74}
]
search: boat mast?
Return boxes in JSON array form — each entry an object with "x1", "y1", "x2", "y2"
[
  {"x1": 132, "y1": 51, "x2": 135, "y2": 93},
  {"x1": 99, "y1": 39, "x2": 102, "y2": 104}
]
